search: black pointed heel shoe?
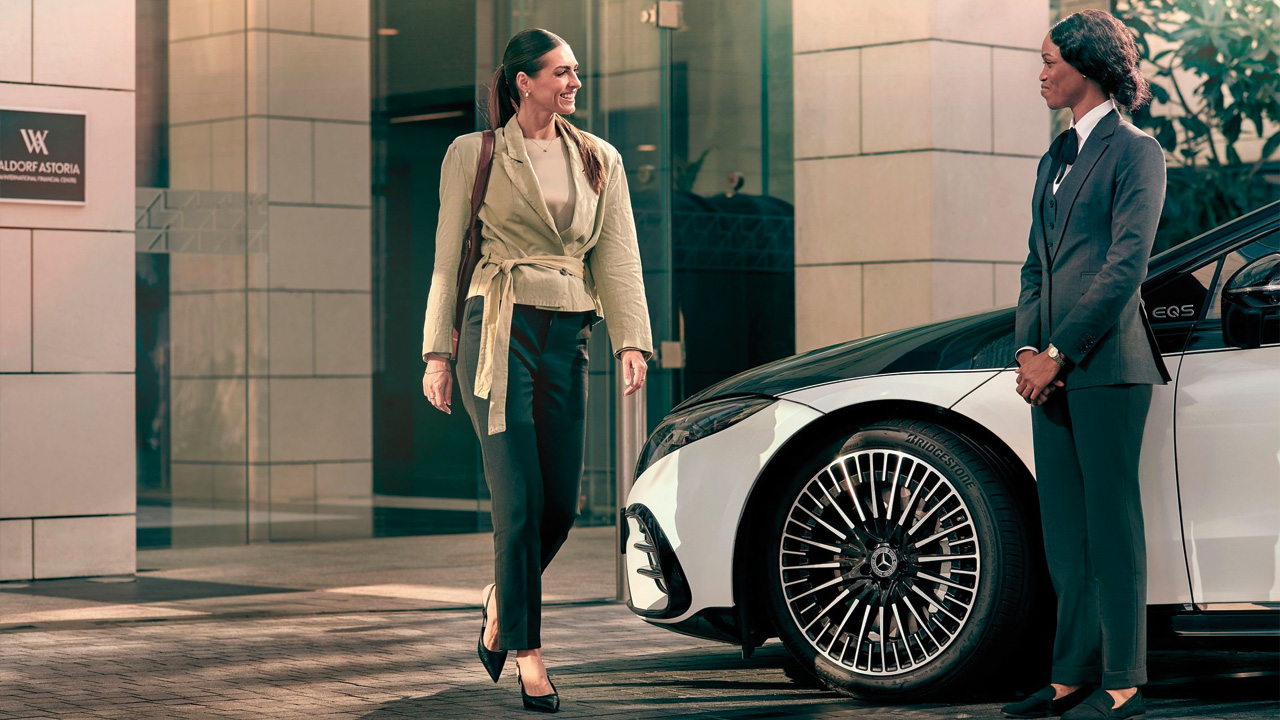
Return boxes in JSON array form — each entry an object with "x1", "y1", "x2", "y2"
[
  {"x1": 516, "y1": 665, "x2": 560, "y2": 713},
  {"x1": 477, "y1": 584, "x2": 507, "y2": 683}
]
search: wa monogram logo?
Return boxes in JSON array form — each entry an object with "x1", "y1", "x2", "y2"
[
  {"x1": 20, "y1": 129, "x2": 50, "y2": 155},
  {"x1": 1, "y1": 108, "x2": 85, "y2": 203}
]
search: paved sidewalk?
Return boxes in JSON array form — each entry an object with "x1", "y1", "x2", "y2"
[
  {"x1": 2, "y1": 602, "x2": 1276, "y2": 719},
  {"x1": 0, "y1": 528, "x2": 1276, "y2": 719},
  {"x1": 0, "y1": 527, "x2": 617, "y2": 628}
]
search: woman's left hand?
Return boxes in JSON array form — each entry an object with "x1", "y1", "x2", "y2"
[{"x1": 620, "y1": 349, "x2": 648, "y2": 396}]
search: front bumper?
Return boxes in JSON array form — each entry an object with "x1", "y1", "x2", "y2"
[
  {"x1": 622, "y1": 503, "x2": 691, "y2": 619},
  {"x1": 621, "y1": 397, "x2": 824, "y2": 632}
]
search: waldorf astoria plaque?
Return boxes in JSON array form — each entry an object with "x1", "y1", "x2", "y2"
[{"x1": 0, "y1": 108, "x2": 86, "y2": 204}]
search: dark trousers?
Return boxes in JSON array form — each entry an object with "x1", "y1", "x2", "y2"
[
  {"x1": 455, "y1": 296, "x2": 593, "y2": 651},
  {"x1": 1031, "y1": 383, "x2": 1153, "y2": 689}
]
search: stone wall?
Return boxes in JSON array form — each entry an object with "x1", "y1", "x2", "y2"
[
  {"x1": 0, "y1": 0, "x2": 138, "y2": 579},
  {"x1": 792, "y1": 0, "x2": 1051, "y2": 350}
]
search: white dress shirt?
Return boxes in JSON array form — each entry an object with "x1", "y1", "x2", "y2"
[
  {"x1": 1017, "y1": 98, "x2": 1118, "y2": 362},
  {"x1": 1052, "y1": 99, "x2": 1117, "y2": 194}
]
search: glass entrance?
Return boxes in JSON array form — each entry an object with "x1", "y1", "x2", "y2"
[
  {"x1": 366, "y1": 0, "x2": 795, "y2": 541},
  {"x1": 131, "y1": 0, "x2": 794, "y2": 550}
]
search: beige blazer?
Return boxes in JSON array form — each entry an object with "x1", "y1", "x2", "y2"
[{"x1": 422, "y1": 115, "x2": 654, "y2": 433}]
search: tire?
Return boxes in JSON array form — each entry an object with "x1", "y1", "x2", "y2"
[{"x1": 763, "y1": 418, "x2": 1040, "y2": 699}]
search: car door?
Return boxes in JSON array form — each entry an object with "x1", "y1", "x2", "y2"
[
  {"x1": 1171, "y1": 231, "x2": 1280, "y2": 606},
  {"x1": 1137, "y1": 245, "x2": 1223, "y2": 606}
]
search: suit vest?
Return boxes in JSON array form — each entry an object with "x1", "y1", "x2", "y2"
[{"x1": 1039, "y1": 162, "x2": 1063, "y2": 258}]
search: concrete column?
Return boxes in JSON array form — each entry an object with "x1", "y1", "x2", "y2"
[
  {"x1": 792, "y1": 0, "x2": 1050, "y2": 351},
  {"x1": 0, "y1": 0, "x2": 138, "y2": 579},
  {"x1": 164, "y1": 0, "x2": 373, "y2": 543}
]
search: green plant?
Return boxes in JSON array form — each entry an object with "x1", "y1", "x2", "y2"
[{"x1": 1117, "y1": 0, "x2": 1280, "y2": 253}]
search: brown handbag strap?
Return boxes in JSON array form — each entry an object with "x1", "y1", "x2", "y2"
[
  {"x1": 469, "y1": 130, "x2": 496, "y2": 227},
  {"x1": 451, "y1": 129, "x2": 497, "y2": 337}
]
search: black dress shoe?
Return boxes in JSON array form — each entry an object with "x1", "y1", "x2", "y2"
[
  {"x1": 1062, "y1": 689, "x2": 1145, "y2": 719},
  {"x1": 516, "y1": 666, "x2": 560, "y2": 713},
  {"x1": 477, "y1": 584, "x2": 507, "y2": 683},
  {"x1": 1002, "y1": 684, "x2": 1094, "y2": 718}
]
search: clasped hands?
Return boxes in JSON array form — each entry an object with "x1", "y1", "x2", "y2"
[{"x1": 1015, "y1": 349, "x2": 1065, "y2": 406}]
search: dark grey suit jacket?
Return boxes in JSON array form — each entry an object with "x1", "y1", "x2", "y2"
[{"x1": 1015, "y1": 110, "x2": 1171, "y2": 388}]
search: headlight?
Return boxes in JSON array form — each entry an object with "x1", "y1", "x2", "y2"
[{"x1": 635, "y1": 395, "x2": 776, "y2": 477}]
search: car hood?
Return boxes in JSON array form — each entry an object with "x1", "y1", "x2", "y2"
[{"x1": 674, "y1": 307, "x2": 1017, "y2": 411}]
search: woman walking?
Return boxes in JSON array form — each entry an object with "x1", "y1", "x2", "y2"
[
  {"x1": 421, "y1": 28, "x2": 653, "y2": 713},
  {"x1": 1005, "y1": 10, "x2": 1168, "y2": 720}
]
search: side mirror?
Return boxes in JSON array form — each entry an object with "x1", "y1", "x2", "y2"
[{"x1": 1222, "y1": 253, "x2": 1280, "y2": 349}]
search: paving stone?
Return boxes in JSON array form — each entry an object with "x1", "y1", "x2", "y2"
[
  {"x1": 0, "y1": 529, "x2": 1275, "y2": 718},
  {"x1": 0, "y1": 604, "x2": 1273, "y2": 718}
]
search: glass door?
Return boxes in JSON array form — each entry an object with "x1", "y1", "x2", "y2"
[
  {"x1": 136, "y1": 0, "x2": 259, "y2": 547},
  {"x1": 667, "y1": 1, "x2": 795, "y2": 398}
]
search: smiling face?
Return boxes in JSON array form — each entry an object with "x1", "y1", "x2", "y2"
[
  {"x1": 1039, "y1": 33, "x2": 1089, "y2": 111},
  {"x1": 517, "y1": 43, "x2": 581, "y2": 116}
]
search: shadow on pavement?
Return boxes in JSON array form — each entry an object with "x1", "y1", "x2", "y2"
[
  {"x1": 1146, "y1": 670, "x2": 1280, "y2": 702},
  {"x1": 0, "y1": 576, "x2": 299, "y2": 603},
  {"x1": 359, "y1": 643, "x2": 1278, "y2": 720}
]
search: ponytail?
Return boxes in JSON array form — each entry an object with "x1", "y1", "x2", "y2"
[{"x1": 487, "y1": 62, "x2": 519, "y2": 130}]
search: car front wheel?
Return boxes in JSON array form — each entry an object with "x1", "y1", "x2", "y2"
[{"x1": 764, "y1": 418, "x2": 1041, "y2": 698}]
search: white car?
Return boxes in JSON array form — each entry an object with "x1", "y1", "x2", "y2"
[{"x1": 622, "y1": 202, "x2": 1280, "y2": 698}]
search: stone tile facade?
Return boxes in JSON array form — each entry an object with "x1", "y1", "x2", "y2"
[
  {"x1": 792, "y1": 0, "x2": 1051, "y2": 351},
  {"x1": 0, "y1": 0, "x2": 137, "y2": 580}
]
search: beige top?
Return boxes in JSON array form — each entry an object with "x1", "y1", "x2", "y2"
[
  {"x1": 526, "y1": 135, "x2": 576, "y2": 233},
  {"x1": 421, "y1": 115, "x2": 654, "y2": 435}
]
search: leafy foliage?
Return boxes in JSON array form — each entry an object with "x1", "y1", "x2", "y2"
[{"x1": 1117, "y1": 0, "x2": 1280, "y2": 252}]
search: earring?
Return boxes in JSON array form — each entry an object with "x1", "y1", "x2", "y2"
[{"x1": 524, "y1": 91, "x2": 530, "y2": 97}]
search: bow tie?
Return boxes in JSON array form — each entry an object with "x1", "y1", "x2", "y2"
[{"x1": 1050, "y1": 127, "x2": 1079, "y2": 184}]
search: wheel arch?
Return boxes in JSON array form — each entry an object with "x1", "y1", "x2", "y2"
[{"x1": 729, "y1": 398, "x2": 1042, "y2": 657}]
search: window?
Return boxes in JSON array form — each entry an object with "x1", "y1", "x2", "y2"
[
  {"x1": 1185, "y1": 231, "x2": 1279, "y2": 351},
  {"x1": 1142, "y1": 254, "x2": 1219, "y2": 355},
  {"x1": 1206, "y1": 234, "x2": 1279, "y2": 321},
  {"x1": 1144, "y1": 258, "x2": 1216, "y2": 326}
]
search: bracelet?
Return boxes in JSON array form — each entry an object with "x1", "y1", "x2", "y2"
[{"x1": 424, "y1": 368, "x2": 449, "y2": 375}]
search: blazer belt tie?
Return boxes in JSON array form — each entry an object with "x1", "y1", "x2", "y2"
[{"x1": 473, "y1": 253, "x2": 586, "y2": 435}]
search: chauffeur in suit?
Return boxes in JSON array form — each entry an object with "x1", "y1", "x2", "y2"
[
  {"x1": 421, "y1": 28, "x2": 653, "y2": 712},
  {"x1": 1003, "y1": 11, "x2": 1169, "y2": 720}
]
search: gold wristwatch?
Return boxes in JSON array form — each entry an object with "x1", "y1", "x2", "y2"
[{"x1": 1046, "y1": 343, "x2": 1066, "y2": 368}]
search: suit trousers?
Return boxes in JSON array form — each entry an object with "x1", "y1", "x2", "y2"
[
  {"x1": 1031, "y1": 383, "x2": 1152, "y2": 689},
  {"x1": 455, "y1": 295, "x2": 593, "y2": 650}
]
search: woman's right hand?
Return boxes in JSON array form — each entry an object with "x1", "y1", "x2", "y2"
[{"x1": 423, "y1": 355, "x2": 453, "y2": 414}]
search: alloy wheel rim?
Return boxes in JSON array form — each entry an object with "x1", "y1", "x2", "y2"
[{"x1": 778, "y1": 448, "x2": 981, "y2": 677}]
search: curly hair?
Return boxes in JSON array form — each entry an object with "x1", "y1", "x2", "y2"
[{"x1": 1051, "y1": 9, "x2": 1152, "y2": 112}]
